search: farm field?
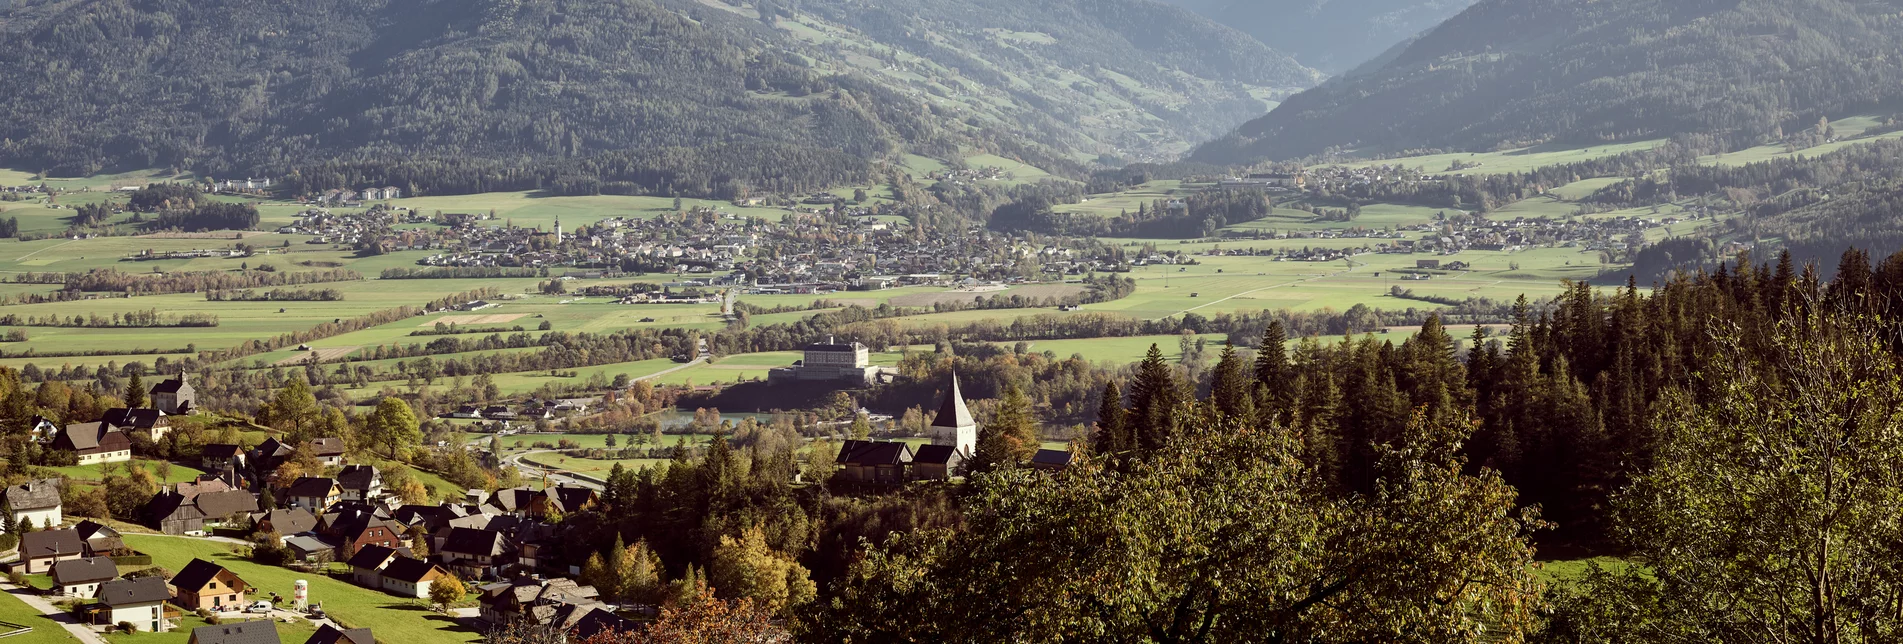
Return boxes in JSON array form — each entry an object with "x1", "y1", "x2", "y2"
[
  {"x1": 522, "y1": 455, "x2": 669, "y2": 477},
  {"x1": 123, "y1": 535, "x2": 482, "y2": 644}
]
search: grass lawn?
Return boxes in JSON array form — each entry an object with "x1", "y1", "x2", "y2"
[
  {"x1": 0, "y1": 589, "x2": 81, "y2": 643},
  {"x1": 1536, "y1": 557, "x2": 1639, "y2": 588},
  {"x1": 44, "y1": 461, "x2": 205, "y2": 484},
  {"x1": 123, "y1": 535, "x2": 480, "y2": 644}
]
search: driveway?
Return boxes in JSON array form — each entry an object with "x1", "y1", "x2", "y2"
[{"x1": 0, "y1": 584, "x2": 109, "y2": 643}]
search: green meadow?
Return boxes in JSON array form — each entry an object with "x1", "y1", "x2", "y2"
[{"x1": 123, "y1": 535, "x2": 481, "y2": 644}]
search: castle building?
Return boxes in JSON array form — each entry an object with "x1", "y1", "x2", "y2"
[{"x1": 770, "y1": 337, "x2": 880, "y2": 386}]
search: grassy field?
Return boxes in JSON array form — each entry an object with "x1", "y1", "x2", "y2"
[
  {"x1": 0, "y1": 590, "x2": 81, "y2": 643},
  {"x1": 521, "y1": 455, "x2": 669, "y2": 477},
  {"x1": 44, "y1": 460, "x2": 206, "y2": 484},
  {"x1": 123, "y1": 535, "x2": 481, "y2": 644}
]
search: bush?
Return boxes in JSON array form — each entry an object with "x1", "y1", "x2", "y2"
[
  {"x1": 7, "y1": 571, "x2": 23, "y2": 586},
  {"x1": 117, "y1": 621, "x2": 135, "y2": 633},
  {"x1": 124, "y1": 566, "x2": 171, "y2": 579}
]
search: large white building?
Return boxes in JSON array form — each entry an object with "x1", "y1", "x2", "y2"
[{"x1": 770, "y1": 338, "x2": 881, "y2": 386}]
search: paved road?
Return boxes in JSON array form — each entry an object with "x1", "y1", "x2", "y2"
[
  {"x1": 504, "y1": 449, "x2": 603, "y2": 491},
  {"x1": 633, "y1": 357, "x2": 704, "y2": 383},
  {"x1": 1, "y1": 584, "x2": 110, "y2": 643}
]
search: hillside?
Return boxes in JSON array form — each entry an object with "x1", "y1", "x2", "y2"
[
  {"x1": 0, "y1": 0, "x2": 1316, "y2": 196},
  {"x1": 1192, "y1": 0, "x2": 1903, "y2": 164},
  {"x1": 1154, "y1": 0, "x2": 1476, "y2": 73}
]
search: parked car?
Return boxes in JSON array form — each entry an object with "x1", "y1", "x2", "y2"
[{"x1": 245, "y1": 601, "x2": 273, "y2": 614}]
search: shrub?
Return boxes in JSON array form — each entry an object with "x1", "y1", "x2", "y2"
[{"x1": 7, "y1": 571, "x2": 23, "y2": 586}]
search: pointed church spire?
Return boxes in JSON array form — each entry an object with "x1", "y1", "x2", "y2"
[{"x1": 931, "y1": 372, "x2": 975, "y2": 429}]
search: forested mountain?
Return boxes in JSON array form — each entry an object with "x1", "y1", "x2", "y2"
[
  {"x1": 1154, "y1": 0, "x2": 1476, "y2": 73},
  {"x1": 1193, "y1": 0, "x2": 1903, "y2": 164},
  {"x1": 0, "y1": 0, "x2": 1315, "y2": 197}
]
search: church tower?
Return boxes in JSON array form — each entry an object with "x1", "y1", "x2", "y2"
[
  {"x1": 929, "y1": 372, "x2": 978, "y2": 457},
  {"x1": 553, "y1": 216, "x2": 562, "y2": 243}
]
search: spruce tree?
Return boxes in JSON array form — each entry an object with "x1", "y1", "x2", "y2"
[
  {"x1": 975, "y1": 385, "x2": 1037, "y2": 471},
  {"x1": 1128, "y1": 344, "x2": 1181, "y2": 452},
  {"x1": 125, "y1": 372, "x2": 146, "y2": 409},
  {"x1": 1253, "y1": 320, "x2": 1291, "y2": 417},
  {"x1": 1211, "y1": 343, "x2": 1255, "y2": 421},
  {"x1": 1092, "y1": 381, "x2": 1127, "y2": 455}
]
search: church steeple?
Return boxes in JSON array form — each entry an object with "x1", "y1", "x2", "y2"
[{"x1": 929, "y1": 372, "x2": 977, "y2": 456}]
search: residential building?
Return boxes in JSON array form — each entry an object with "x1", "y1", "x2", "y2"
[
  {"x1": 51, "y1": 556, "x2": 117, "y2": 598},
  {"x1": 909, "y1": 444, "x2": 963, "y2": 481},
  {"x1": 19, "y1": 528, "x2": 86, "y2": 574},
  {"x1": 50, "y1": 423, "x2": 132, "y2": 464},
  {"x1": 201, "y1": 444, "x2": 245, "y2": 472},
  {"x1": 378, "y1": 556, "x2": 449, "y2": 598},
  {"x1": 147, "y1": 487, "x2": 259, "y2": 536},
  {"x1": 438, "y1": 527, "x2": 514, "y2": 581},
  {"x1": 149, "y1": 374, "x2": 197, "y2": 415},
  {"x1": 1030, "y1": 449, "x2": 1077, "y2": 471},
  {"x1": 311, "y1": 438, "x2": 346, "y2": 466},
  {"x1": 346, "y1": 545, "x2": 402, "y2": 588},
  {"x1": 476, "y1": 577, "x2": 600, "y2": 625},
  {"x1": 336, "y1": 466, "x2": 382, "y2": 503},
  {"x1": 188, "y1": 620, "x2": 278, "y2": 644},
  {"x1": 74, "y1": 520, "x2": 124, "y2": 554},
  {"x1": 835, "y1": 441, "x2": 912, "y2": 484},
  {"x1": 97, "y1": 577, "x2": 173, "y2": 632},
  {"x1": 284, "y1": 535, "x2": 342, "y2": 563},
  {"x1": 303, "y1": 625, "x2": 374, "y2": 644},
  {"x1": 170, "y1": 558, "x2": 250, "y2": 612},
  {"x1": 3, "y1": 478, "x2": 62, "y2": 531},
  {"x1": 285, "y1": 477, "x2": 343, "y2": 512},
  {"x1": 251, "y1": 508, "x2": 317, "y2": 536},
  {"x1": 101, "y1": 408, "x2": 171, "y2": 442}
]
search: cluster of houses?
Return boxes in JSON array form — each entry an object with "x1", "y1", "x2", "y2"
[
  {"x1": 32, "y1": 374, "x2": 195, "y2": 466},
  {"x1": 442, "y1": 398, "x2": 592, "y2": 422},
  {"x1": 304, "y1": 187, "x2": 403, "y2": 206}
]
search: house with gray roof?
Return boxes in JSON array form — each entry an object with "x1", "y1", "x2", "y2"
[
  {"x1": 188, "y1": 620, "x2": 278, "y2": 644},
  {"x1": 3, "y1": 478, "x2": 62, "y2": 532},
  {"x1": 19, "y1": 528, "x2": 86, "y2": 574},
  {"x1": 96, "y1": 576, "x2": 173, "y2": 632},
  {"x1": 51, "y1": 556, "x2": 117, "y2": 598}
]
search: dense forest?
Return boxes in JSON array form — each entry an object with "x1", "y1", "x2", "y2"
[
  {"x1": 0, "y1": 0, "x2": 1314, "y2": 197},
  {"x1": 1193, "y1": 0, "x2": 1903, "y2": 163},
  {"x1": 1154, "y1": 0, "x2": 1477, "y2": 72}
]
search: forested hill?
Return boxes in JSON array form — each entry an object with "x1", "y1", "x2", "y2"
[
  {"x1": 1152, "y1": 0, "x2": 1476, "y2": 73},
  {"x1": 0, "y1": 0, "x2": 1315, "y2": 197},
  {"x1": 1192, "y1": 0, "x2": 1903, "y2": 164}
]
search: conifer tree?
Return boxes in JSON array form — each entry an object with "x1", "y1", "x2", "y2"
[
  {"x1": 974, "y1": 385, "x2": 1037, "y2": 471},
  {"x1": 1127, "y1": 344, "x2": 1181, "y2": 452},
  {"x1": 1091, "y1": 381, "x2": 1127, "y2": 455},
  {"x1": 125, "y1": 371, "x2": 145, "y2": 409},
  {"x1": 1211, "y1": 343, "x2": 1255, "y2": 421}
]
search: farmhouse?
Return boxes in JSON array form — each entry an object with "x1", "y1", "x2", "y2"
[
  {"x1": 347, "y1": 545, "x2": 403, "y2": 587},
  {"x1": 147, "y1": 485, "x2": 259, "y2": 536},
  {"x1": 438, "y1": 527, "x2": 514, "y2": 581},
  {"x1": 74, "y1": 520, "x2": 124, "y2": 553},
  {"x1": 3, "y1": 478, "x2": 63, "y2": 532},
  {"x1": 170, "y1": 558, "x2": 251, "y2": 612},
  {"x1": 96, "y1": 577, "x2": 173, "y2": 632},
  {"x1": 51, "y1": 422, "x2": 132, "y2": 464},
  {"x1": 476, "y1": 577, "x2": 600, "y2": 625},
  {"x1": 51, "y1": 556, "x2": 117, "y2": 598},
  {"x1": 251, "y1": 508, "x2": 318, "y2": 536}
]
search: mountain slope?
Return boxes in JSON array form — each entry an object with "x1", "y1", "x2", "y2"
[
  {"x1": 1192, "y1": 0, "x2": 1903, "y2": 164},
  {"x1": 1152, "y1": 0, "x2": 1477, "y2": 73},
  {"x1": 0, "y1": 0, "x2": 1316, "y2": 195}
]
